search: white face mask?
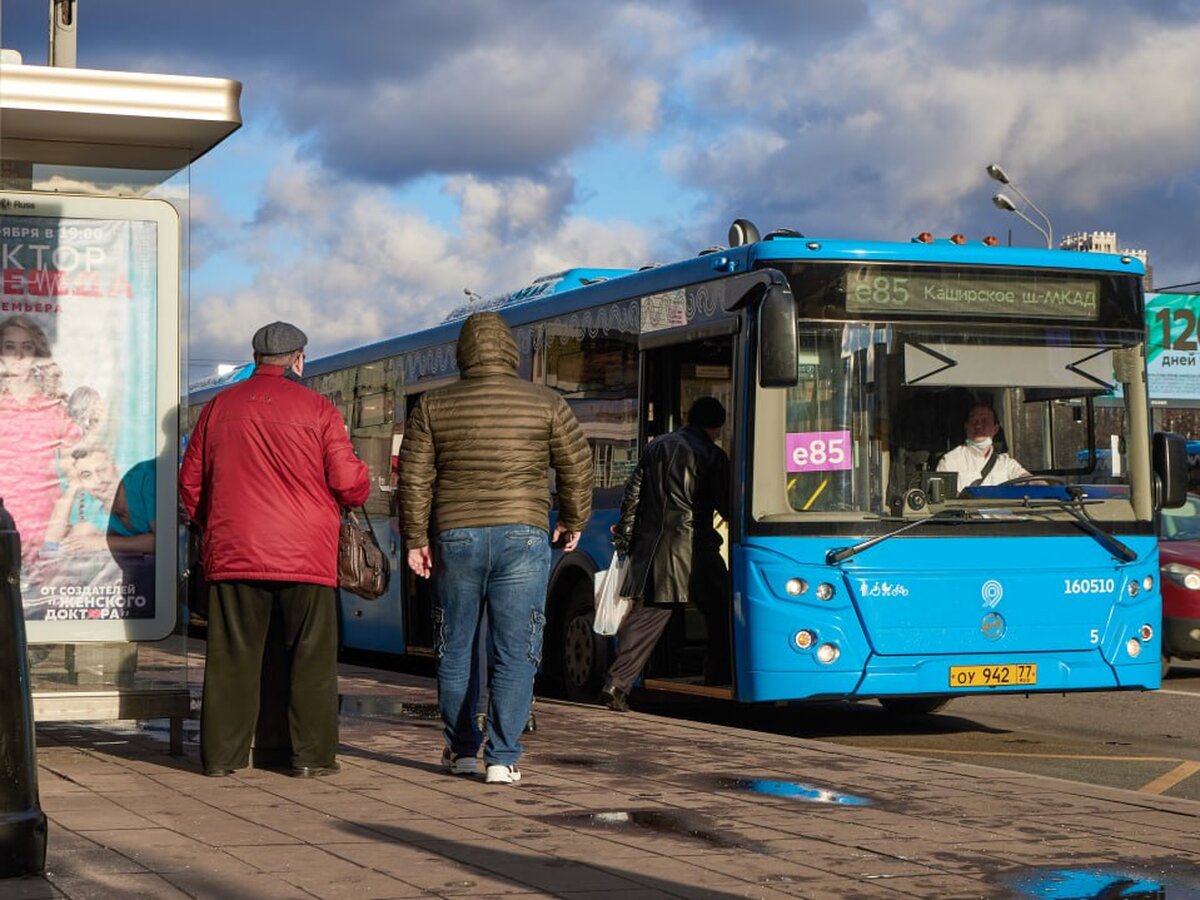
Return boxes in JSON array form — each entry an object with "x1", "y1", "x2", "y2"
[{"x1": 968, "y1": 436, "x2": 993, "y2": 451}]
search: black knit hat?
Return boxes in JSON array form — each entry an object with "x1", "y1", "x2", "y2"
[{"x1": 687, "y1": 396, "x2": 726, "y2": 429}]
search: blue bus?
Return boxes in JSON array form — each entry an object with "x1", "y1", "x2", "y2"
[{"x1": 185, "y1": 221, "x2": 1188, "y2": 714}]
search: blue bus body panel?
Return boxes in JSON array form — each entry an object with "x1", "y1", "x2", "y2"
[
  {"x1": 337, "y1": 517, "x2": 405, "y2": 653},
  {"x1": 575, "y1": 508, "x2": 620, "y2": 577},
  {"x1": 732, "y1": 535, "x2": 1161, "y2": 702}
]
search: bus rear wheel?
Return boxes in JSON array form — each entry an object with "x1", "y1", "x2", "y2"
[
  {"x1": 557, "y1": 580, "x2": 610, "y2": 702},
  {"x1": 878, "y1": 696, "x2": 952, "y2": 717}
]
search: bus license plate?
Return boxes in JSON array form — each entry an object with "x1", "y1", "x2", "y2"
[{"x1": 949, "y1": 663, "x2": 1037, "y2": 688}]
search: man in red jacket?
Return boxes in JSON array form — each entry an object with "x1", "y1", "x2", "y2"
[{"x1": 180, "y1": 322, "x2": 369, "y2": 778}]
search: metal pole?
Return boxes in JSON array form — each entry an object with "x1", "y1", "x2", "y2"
[
  {"x1": 0, "y1": 500, "x2": 47, "y2": 877},
  {"x1": 1004, "y1": 181, "x2": 1054, "y2": 248},
  {"x1": 1008, "y1": 206, "x2": 1052, "y2": 249},
  {"x1": 48, "y1": 0, "x2": 77, "y2": 68}
]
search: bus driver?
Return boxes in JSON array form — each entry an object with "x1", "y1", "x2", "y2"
[{"x1": 936, "y1": 403, "x2": 1030, "y2": 490}]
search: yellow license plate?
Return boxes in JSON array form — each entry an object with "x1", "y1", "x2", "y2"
[{"x1": 949, "y1": 663, "x2": 1037, "y2": 688}]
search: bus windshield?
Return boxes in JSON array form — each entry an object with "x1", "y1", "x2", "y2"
[{"x1": 751, "y1": 320, "x2": 1144, "y2": 524}]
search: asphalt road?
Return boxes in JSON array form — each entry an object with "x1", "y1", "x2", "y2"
[{"x1": 638, "y1": 661, "x2": 1200, "y2": 802}]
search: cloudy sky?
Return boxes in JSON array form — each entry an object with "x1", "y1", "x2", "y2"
[{"x1": 3, "y1": 0, "x2": 1200, "y2": 383}]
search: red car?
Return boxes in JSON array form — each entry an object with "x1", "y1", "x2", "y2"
[{"x1": 1159, "y1": 494, "x2": 1200, "y2": 672}]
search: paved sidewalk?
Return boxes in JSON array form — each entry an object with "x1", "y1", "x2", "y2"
[{"x1": 7, "y1": 661, "x2": 1200, "y2": 899}]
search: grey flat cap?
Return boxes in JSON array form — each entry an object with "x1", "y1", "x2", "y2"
[{"x1": 252, "y1": 321, "x2": 307, "y2": 355}]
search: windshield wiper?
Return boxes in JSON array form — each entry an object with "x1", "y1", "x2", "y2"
[
  {"x1": 826, "y1": 509, "x2": 970, "y2": 565},
  {"x1": 826, "y1": 491, "x2": 1138, "y2": 565},
  {"x1": 1026, "y1": 487, "x2": 1138, "y2": 563}
]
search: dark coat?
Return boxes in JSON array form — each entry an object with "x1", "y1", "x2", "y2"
[
  {"x1": 398, "y1": 312, "x2": 593, "y2": 547},
  {"x1": 614, "y1": 423, "x2": 730, "y2": 606}
]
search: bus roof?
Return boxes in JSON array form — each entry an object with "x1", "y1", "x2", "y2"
[
  {"x1": 752, "y1": 233, "x2": 1147, "y2": 275},
  {"x1": 441, "y1": 267, "x2": 636, "y2": 322},
  {"x1": 188, "y1": 231, "x2": 1146, "y2": 401}
]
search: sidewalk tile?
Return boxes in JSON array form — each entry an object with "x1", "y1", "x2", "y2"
[{"x1": 48, "y1": 871, "x2": 192, "y2": 898}]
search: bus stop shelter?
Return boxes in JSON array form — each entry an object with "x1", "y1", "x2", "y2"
[{"x1": 0, "y1": 50, "x2": 241, "y2": 751}]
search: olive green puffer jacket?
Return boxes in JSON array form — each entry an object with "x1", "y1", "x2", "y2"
[{"x1": 399, "y1": 311, "x2": 592, "y2": 548}]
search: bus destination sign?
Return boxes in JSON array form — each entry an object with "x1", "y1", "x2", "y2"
[{"x1": 845, "y1": 267, "x2": 1100, "y2": 320}]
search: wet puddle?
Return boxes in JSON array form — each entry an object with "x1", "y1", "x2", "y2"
[
  {"x1": 1009, "y1": 866, "x2": 1200, "y2": 899},
  {"x1": 715, "y1": 776, "x2": 873, "y2": 806}
]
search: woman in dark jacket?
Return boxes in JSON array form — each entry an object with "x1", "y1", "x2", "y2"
[{"x1": 601, "y1": 397, "x2": 731, "y2": 710}]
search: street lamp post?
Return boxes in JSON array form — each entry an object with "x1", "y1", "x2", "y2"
[
  {"x1": 991, "y1": 194, "x2": 1051, "y2": 249},
  {"x1": 987, "y1": 163, "x2": 1054, "y2": 249}
]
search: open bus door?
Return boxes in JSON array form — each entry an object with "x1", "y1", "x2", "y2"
[{"x1": 636, "y1": 335, "x2": 736, "y2": 696}]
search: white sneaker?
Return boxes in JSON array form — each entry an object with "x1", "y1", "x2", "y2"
[
  {"x1": 441, "y1": 748, "x2": 478, "y2": 776},
  {"x1": 485, "y1": 763, "x2": 521, "y2": 784}
]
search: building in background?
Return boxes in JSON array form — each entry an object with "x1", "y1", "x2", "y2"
[{"x1": 1060, "y1": 231, "x2": 1153, "y2": 289}]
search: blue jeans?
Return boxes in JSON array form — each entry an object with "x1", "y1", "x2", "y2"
[{"x1": 434, "y1": 524, "x2": 550, "y2": 767}]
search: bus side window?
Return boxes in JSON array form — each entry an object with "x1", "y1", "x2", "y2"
[
  {"x1": 350, "y1": 360, "x2": 396, "y2": 517},
  {"x1": 540, "y1": 306, "x2": 639, "y2": 503}
]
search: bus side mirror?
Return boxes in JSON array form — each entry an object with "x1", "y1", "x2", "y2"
[
  {"x1": 759, "y1": 282, "x2": 798, "y2": 388},
  {"x1": 1153, "y1": 431, "x2": 1188, "y2": 510}
]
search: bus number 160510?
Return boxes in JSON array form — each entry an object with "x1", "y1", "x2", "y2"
[{"x1": 1063, "y1": 578, "x2": 1115, "y2": 595}]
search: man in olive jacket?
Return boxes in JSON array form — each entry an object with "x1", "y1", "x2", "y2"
[
  {"x1": 602, "y1": 397, "x2": 730, "y2": 711},
  {"x1": 399, "y1": 311, "x2": 592, "y2": 784}
]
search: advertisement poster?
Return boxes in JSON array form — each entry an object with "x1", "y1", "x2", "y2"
[
  {"x1": 1146, "y1": 292, "x2": 1200, "y2": 403},
  {"x1": 0, "y1": 193, "x2": 178, "y2": 642}
]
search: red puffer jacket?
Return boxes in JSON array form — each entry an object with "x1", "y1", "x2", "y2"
[{"x1": 179, "y1": 366, "x2": 370, "y2": 586}]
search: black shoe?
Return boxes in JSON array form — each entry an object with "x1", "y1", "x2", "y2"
[
  {"x1": 289, "y1": 761, "x2": 342, "y2": 778},
  {"x1": 524, "y1": 711, "x2": 537, "y2": 733},
  {"x1": 204, "y1": 768, "x2": 234, "y2": 778},
  {"x1": 600, "y1": 684, "x2": 629, "y2": 712}
]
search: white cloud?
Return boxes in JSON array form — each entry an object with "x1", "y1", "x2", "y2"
[
  {"x1": 271, "y1": 9, "x2": 674, "y2": 182},
  {"x1": 664, "y1": 2, "x2": 1200, "y2": 276},
  {"x1": 187, "y1": 159, "x2": 653, "y2": 381}
]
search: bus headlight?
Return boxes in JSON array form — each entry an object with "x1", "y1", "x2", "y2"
[
  {"x1": 1163, "y1": 563, "x2": 1200, "y2": 591},
  {"x1": 1139, "y1": 623, "x2": 1154, "y2": 641},
  {"x1": 816, "y1": 643, "x2": 840, "y2": 664},
  {"x1": 1143, "y1": 575, "x2": 1154, "y2": 592},
  {"x1": 785, "y1": 578, "x2": 808, "y2": 596},
  {"x1": 815, "y1": 583, "x2": 836, "y2": 601},
  {"x1": 794, "y1": 630, "x2": 816, "y2": 650},
  {"x1": 1126, "y1": 637, "x2": 1142, "y2": 658},
  {"x1": 1127, "y1": 580, "x2": 1140, "y2": 597}
]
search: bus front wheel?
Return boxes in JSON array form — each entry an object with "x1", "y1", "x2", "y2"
[
  {"x1": 557, "y1": 580, "x2": 610, "y2": 702},
  {"x1": 878, "y1": 696, "x2": 952, "y2": 717}
]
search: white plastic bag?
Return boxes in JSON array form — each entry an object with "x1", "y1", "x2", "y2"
[{"x1": 593, "y1": 552, "x2": 631, "y2": 636}]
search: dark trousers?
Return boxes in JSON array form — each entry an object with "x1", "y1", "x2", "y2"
[
  {"x1": 201, "y1": 580, "x2": 339, "y2": 772},
  {"x1": 605, "y1": 599, "x2": 733, "y2": 691},
  {"x1": 696, "y1": 598, "x2": 732, "y2": 686},
  {"x1": 605, "y1": 598, "x2": 673, "y2": 693}
]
